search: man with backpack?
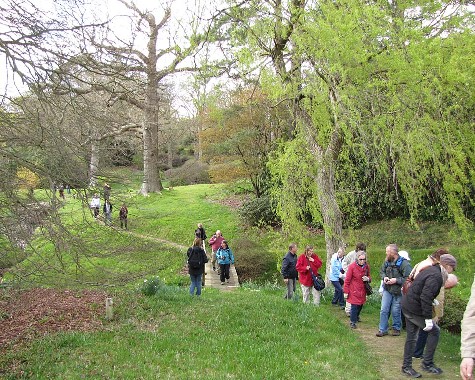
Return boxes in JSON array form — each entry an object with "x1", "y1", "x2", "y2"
[{"x1": 376, "y1": 244, "x2": 412, "y2": 337}]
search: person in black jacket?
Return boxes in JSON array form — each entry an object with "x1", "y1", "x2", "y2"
[
  {"x1": 281, "y1": 243, "x2": 298, "y2": 300},
  {"x1": 187, "y1": 238, "x2": 208, "y2": 296},
  {"x1": 401, "y1": 253, "x2": 446, "y2": 378}
]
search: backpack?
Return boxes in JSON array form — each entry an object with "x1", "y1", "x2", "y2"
[{"x1": 188, "y1": 247, "x2": 202, "y2": 269}]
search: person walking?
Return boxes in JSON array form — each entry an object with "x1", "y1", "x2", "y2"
[
  {"x1": 400, "y1": 248, "x2": 452, "y2": 378},
  {"x1": 281, "y1": 243, "x2": 299, "y2": 300},
  {"x1": 376, "y1": 244, "x2": 412, "y2": 337},
  {"x1": 103, "y1": 183, "x2": 111, "y2": 201},
  {"x1": 209, "y1": 230, "x2": 224, "y2": 272},
  {"x1": 119, "y1": 203, "x2": 128, "y2": 229},
  {"x1": 343, "y1": 251, "x2": 371, "y2": 329},
  {"x1": 460, "y1": 275, "x2": 475, "y2": 380},
  {"x1": 187, "y1": 238, "x2": 208, "y2": 296},
  {"x1": 103, "y1": 199, "x2": 113, "y2": 225},
  {"x1": 195, "y1": 223, "x2": 207, "y2": 251},
  {"x1": 216, "y1": 240, "x2": 234, "y2": 285},
  {"x1": 330, "y1": 246, "x2": 346, "y2": 308},
  {"x1": 342, "y1": 242, "x2": 367, "y2": 316},
  {"x1": 295, "y1": 246, "x2": 323, "y2": 306},
  {"x1": 90, "y1": 193, "x2": 101, "y2": 218}
]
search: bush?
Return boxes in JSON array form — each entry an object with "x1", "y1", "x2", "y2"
[
  {"x1": 440, "y1": 290, "x2": 467, "y2": 334},
  {"x1": 238, "y1": 195, "x2": 279, "y2": 227},
  {"x1": 139, "y1": 276, "x2": 164, "y2": 296},
  {"x1": 164, "y1": 159, "x2": 210, "y2": 186},
  {"x1": 233, "y1": 238, "x2": 279, "y2": 284}
]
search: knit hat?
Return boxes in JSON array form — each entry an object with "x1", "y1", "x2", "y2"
[
  {"x1": 440, "y1": 254, "x2": 457, "y2": 270},
  {"x1": 399, "y1": 250, "x2": 410, "y2": 261}
]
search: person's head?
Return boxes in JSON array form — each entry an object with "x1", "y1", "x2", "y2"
[
  {"x1": 289, "y1": 243, "x2": 297, "y2": 254},
  {"x1": 440, "y1": 253, "x2": 457, "y2": 274},
  {"x1": 193, "y1": 238, "x2": 202, "y2": 247},
  {"x1": 385, "y1": 244, "x2": 399, "y2": 261},
  {"x1": 431, "y1": 248, "x2": 449, "y2": 262},
  {"x1": 216, "y1": 230, "x2": 222, "y2": 237},
  {"x1": 337, "y1": 246, "x2": 345, "y2": 257},
  {"x1": 356, "y1": 242, "x2": 366, "y2": 252},
  {"x1": 304, "y1": 245, "x2": 314, "y2": 257},
  {"x1": 220, "y1": 240, "x2": 228, "y2": 249},
  {"x1": 357, "y1": 251, "x2": 367, "y2": 266},
  {"x1": 198, "y1": 223, "x2": 203, "y2": 229},
  {"x1": 444, "y1": 273, "x2": 458, "y2": 289}
]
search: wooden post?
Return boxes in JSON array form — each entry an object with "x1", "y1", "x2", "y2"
[{"x1": 105, "y1": 297, "x2": 113, "y2": 320}]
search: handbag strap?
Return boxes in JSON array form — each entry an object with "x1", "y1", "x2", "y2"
[{"x1": 306, "y1": 257, "x2": 316, "y2": 276}]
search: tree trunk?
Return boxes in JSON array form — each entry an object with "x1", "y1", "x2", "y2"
[{"x1": 89, "y1": 140, "x2": 100, "y2": 188}]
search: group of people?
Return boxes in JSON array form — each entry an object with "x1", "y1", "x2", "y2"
[
  {"x1": 187, "y1": 224, "x2": 235, "y2": 296},
  {"x1": 89, "y1": 183, "x2": 128, "y2": 229},
  {"x1": 282, "y1": 241, "x2": 473, "y2": 379}
]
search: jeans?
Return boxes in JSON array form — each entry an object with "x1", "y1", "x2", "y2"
[
  {"x1": 284, "y1": 278, "x2": 296, "y2": 299},
  {"x1": 379, "y1": 290, "x2": 402, "y2": 332},
  {"x1": 350, "y1": 304, "x2": 363, "y2": 324},
  {"x1": 403, "y1": 312, "x2": 440, "y2": 369},
  {"x1": 219, "y1": 263, "x2": 230, "y2": 282},
  {"x1": 189, "y1": 273, "x2": 202, "y2": 295},
  {"x1": 301, "y1": 284, "x2": 321, "y2": 306},
  {"x1": 331, "y1": 280, "x2": 344, "y2": 306}
]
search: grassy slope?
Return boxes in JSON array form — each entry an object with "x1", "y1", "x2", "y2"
[{"x1": 1, "y1": 175, "x2": 473, "y2": 379}]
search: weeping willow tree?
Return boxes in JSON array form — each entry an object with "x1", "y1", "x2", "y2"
[{"x1": 223, "y1": 0, "x2": 474, "y2": 274}]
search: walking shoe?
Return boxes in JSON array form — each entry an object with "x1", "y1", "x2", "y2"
[
  {"x1": 392, "y1": 329, "x2": 401, "y2": 336},
  {"x1": 221, "y1": 282, "x2": 225, "y2": 285},
  {"x1": 401, "y1": 367, "x2": 422, "y2": 378},
  {"x1": 350, "y1": 322, "x2": 357, "y2": 329},
  {"x1": 213, "y1": 267, "x2": 216, "y2": 271},
  {"x1": 376, "y1": 330, "x2": 388, "y2": 337},
  {"x1": 421, "y1": 363, "x2": 443, "y2": 374}
]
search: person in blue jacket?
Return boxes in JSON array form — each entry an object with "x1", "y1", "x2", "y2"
[
  {"x1": 330, "y1": 246, "x2": 346, "y2": 308},
  {"x1": 216, "y1": 240, "x2": 234, "y2": 285}
]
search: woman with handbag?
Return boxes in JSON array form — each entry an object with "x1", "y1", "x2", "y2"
[
  {"x1": 296, "y1": 246, "x2": 323, "y2": 306},
  {"x1": 343, "y1": 251, "x2": 371, "y2": 329}
]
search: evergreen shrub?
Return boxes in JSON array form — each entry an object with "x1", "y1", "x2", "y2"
[{"x1": 238, "y1": 195, "x2": 279, "y2": 227}]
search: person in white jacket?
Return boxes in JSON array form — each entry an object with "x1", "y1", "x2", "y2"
[{"x1": 461, "y1": 275, "x2": 475, "y2": 380}]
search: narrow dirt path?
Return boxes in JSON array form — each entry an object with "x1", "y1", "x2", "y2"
[{"x1": 335, "y1": 309, "x2": 460, "y2": 380}]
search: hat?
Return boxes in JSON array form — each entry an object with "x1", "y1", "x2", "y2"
[
  {"x1": 399, "y1": 250, "x2": 410, "y2": 261},
  {"x1": 440, "y1": 254, "x2": 457, "y2": 270}
]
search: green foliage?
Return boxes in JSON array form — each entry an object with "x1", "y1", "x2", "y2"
[
  {"x1": 164, "y1": 159, "x2": 210, "y2": 186},
  {"x1": 238, "y1": 195, "x2": 279, "y2": 227},
  {"x1": 233, "y1": 238, "x2": 279, "y2": 284},
  {"x1": 440, "y1": 290, "x2": 467, "y2": 334},
  {"x1": 139, "y1": 276, "x2": 164, "y2": 296}
]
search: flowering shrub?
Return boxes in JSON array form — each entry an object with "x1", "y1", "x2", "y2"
[{"x1": 140, "y1": 276, "x2": 163, "y2": 296}]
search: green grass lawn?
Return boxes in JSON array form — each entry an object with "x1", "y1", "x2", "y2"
[{"x1": 1, "y1": 173, "x2": 473, "y2": 379}]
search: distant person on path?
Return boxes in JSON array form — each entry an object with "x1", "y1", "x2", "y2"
[
  {"x1": 461, "y1": 275, "x2": 475, "y2": 380},
  {"x1": 295, "y1": 246, "x2": 323, "y2": 306},
  {"x1": 376, "y1": 244, "x2": 412, "y2": 337},
  {"x1": 58, "y1": 184, "x2": 65, "y2": 199},
  {"x1": 103, "y1": 183, "x2": 111, "y2": 201},
  {"x1": 90, "y1": 193, "x2": 101, "y2": 218},
  {"x1": 119, "y1": 203, "x2": 128, "y2": 229},
  {"x1": 209, "y1": 230, "x2": 224, "y2": 272},
  {"x1": 330, "y1": 246, "x2": 346, "y2": 308},
  {"x1": 195, "y1": 223, "x2": 207, "y2": 251},
  {"x1": 281, "y1": 243, "x2": 299, "y2": 300},
  {"x1": 400, "y1": 249, "x2": 453, "y2": 378},
  {"x1": 103, "y1": 199, "x2": 113, "y2": 225},
  {"x1": 343, "y1": 251, "x2": 371, "y2": 329},
  {"x1": 187, "y1": 238, "x2": 208, "y2": 296},
  {"x1": 216, "y1": 240, "x2": 234, "y2": 285},
  {"x1": 342, "y1": 242, "x2": 367, "y2": 316}
]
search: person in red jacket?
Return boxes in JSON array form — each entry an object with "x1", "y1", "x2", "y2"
[
  {"x1": 208, "y1": 230, "x2": 224, "y2": 272},
  {"x1": 344, "y1": 251, "x2": 371, "y2": 329},
  {"x1": 296, "y1": 245, "x2": 323, "y2": 306}
]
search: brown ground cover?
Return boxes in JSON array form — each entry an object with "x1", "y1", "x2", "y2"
[{"x1": 0, "y1": 288, "x2": 106, "y2": 350}]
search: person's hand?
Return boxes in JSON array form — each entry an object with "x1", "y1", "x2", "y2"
[
  {"x1": 423, "y1": 319, "x2": 433, "y2": 331},
  {"x1": 432, "y1": 299, "x2": 440, "y2": 306},
  {"x1": 460, "y1": 357, "x2": 474, "y2": 380},
  {"x1": 362, "y1": 275, "x2": 369, "y2": 282},
  {"x1": 344, "y1": 293, "x2": 348, "y2": 299},
  {"x1": 284, "y1": 278, "x2": 288, "y2": 284},
  {"x1": 306, "y1": 265, "x2": 311, "y2": 270},
  {"x1": 308, "y1": 257, "x2": 314, "y2": 262}
]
